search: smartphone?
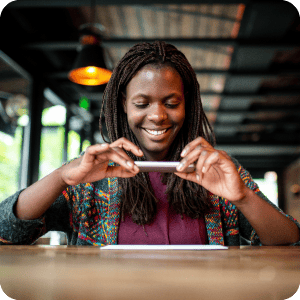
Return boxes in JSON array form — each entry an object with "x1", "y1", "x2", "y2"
[{"x1": 134, "y1": 161, "x2": 195, "y2": 173}]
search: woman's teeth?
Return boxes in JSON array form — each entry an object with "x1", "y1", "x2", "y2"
[{"x1": 144, "y1": 128, "x2": 168, "y2": 136}]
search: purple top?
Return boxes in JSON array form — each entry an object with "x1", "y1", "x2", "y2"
[{"x1": 118, "y1": 172, "x2": 208, "y2": 245}]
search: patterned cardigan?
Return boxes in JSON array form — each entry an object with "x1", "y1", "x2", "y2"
[{"x1": 1, "y1": 160, "x2": 299, "y2": 246}]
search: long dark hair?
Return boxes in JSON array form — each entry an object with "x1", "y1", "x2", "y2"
[{"x1": 100, "y1": 41, "x2": 215, "y2": 225}]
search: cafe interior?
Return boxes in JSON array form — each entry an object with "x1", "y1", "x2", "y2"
[{"x1": 0, "y1": 1, "x2": 299, "y2": 299}]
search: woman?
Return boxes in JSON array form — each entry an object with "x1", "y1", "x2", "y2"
[{"x1": 0, "y1": 41, "x2": 299, "y2": 246}]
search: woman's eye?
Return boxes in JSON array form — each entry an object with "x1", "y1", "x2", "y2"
[
  {"x1": 165, "y1": 103, "x2": 179, "y2": 108},
  {"x1": 134, "y1": 103, "x2": 148, "y2": 108}
]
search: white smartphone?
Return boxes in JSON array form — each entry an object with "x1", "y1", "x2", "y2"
[{"x1": 134, "y1": 161, "x2": 195, "y2": 173}]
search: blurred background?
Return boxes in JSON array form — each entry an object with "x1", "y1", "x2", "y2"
[{"x1": 0, "y1": 0, "x2": 299, "y2": 244}]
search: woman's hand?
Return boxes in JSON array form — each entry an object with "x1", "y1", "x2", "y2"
[
  {"x1": 174, "y1": 137, "x2": 247, "y2": 202},
  {"x1": 60, "y1": 138, "x2": 144, "y2": 186}
]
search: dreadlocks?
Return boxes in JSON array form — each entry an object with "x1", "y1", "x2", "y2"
[{"x1": 100, "y1": 41, "x2": 215, "y2": 225}]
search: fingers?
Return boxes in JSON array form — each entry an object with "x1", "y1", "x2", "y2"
[
  {"x1": 83, "y1": 137, "x2": 144, "y2": 174},
  {"x1": 176, "y1": 136, "x2": 223, "y2": 184},
  {"x1": 82, "y1": 143, "x2": 139, "y2": 174},
  {"x1": 176, "y1": 137, "x2": 211, "y2": 173},
  {"x1": 83, "y1": 143, "x2": 110, "y2": 163},
  {"x1": 180, "y1": 137, "x2": 213, "y2": 158},
  {"x1": 106, "y1": 165, "x2": 140, "y2": 179},
  {"x1": 202, "y1": 151, "x2": 220, "y2": 174},
  {"x1": 195, "y1": 150, "x2": 220, "y2": 183},
  {"x1": 110, "y1": 137, "x2": 144, "y2": 157},
  {"x1": 194, "y1": 150, "x2": 209, "y2": 181},
  {"x1": 104, "y1": 148, "x2": 140, "y2": 173},
  {"x1": 108, "y1": 137, "x2": 144, "y2": 173},
  {"x1": 175, "y1": 148, "x2": 221, "y2": 185},
  {"x1": 176, "y1": 145, "x2": 202, "y2": 172},
  {"x1": 176, "y1": 137, "x2": 214, "y2": 173}
]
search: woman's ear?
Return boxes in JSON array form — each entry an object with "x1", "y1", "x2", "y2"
[{"x1": 122, "y1": 92, "x2": 127, "y2": 114}]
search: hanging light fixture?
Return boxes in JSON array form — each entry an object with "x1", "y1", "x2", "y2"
[
  {"x1": 68, "y1": 33, "x2": 112, "y2": 86},
  {"x1": 68, "y1": 0, "x2": 112, "y2": 86}
]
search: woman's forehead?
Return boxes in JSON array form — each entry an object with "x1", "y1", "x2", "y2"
[
  {"x1": 126, "y1": 65, "x2": 184, "y2": 97},
  {"x1": 130, "y1": 64, "x2": 182, "y2": 84}
]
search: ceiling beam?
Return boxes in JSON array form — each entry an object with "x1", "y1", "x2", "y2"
[
  {"x1": 45, "y1": 69, "x2": 300, "y2": 80},
  {"x1": 215, "y1": 110, "x2": 300, "y2": 123},
  {"x1": 0, "y1": 50, "x2": 31, "y2": 81},
  {"x1": 8, "y1": 0, "x2": 291, "y2": 7},
  {"x1": 134, "y1": 5, "x2": 239, "y2": 21},
  {"x1": 214, "y1": 123, "x2": 300, "y2": 133},
  {"x1": 216, "y1": 109, "x2": 300, "y2": 114},
  {"x1": 8, "y1": 0, "x2": 263, "y2": 8},
  {"x1": 23, "y1": 38, "x2": 298, "y2": 51}
]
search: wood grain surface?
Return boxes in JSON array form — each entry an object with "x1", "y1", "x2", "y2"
[{"x1": 0, "y1": 246, "x2": 299, "y2": 300}]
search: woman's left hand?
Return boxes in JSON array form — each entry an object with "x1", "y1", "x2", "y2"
[{"x1": 174, "y1": 137, "x2": 247, "y2": 202}]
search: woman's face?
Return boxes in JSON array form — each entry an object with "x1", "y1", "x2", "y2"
[{"x1": 124, "y1": 65, "x2": 185, "y2": 161}]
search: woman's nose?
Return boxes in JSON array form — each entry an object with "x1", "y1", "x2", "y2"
[{"x1": 147, "y1": 105, "x2": 167, "y2": 122}]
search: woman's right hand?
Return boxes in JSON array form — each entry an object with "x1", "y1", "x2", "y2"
[{"x1": 60, "y1": 138, "x2": 144, "y2": 186}]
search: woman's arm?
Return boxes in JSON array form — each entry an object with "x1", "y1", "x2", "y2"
[
  {"x1": 15, "y1": 167, "x2": 69, "y2": 220},
  {"x1": 15, "y1": 138, "x2": 143, "y2": 220},
  {"x1": 175, "y1": 137, "x2": 300, "y2": 245},
  {"x1": 234, "y1": 187, "x2": 299, "y2": 245}
]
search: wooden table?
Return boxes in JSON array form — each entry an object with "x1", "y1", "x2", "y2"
[{"x1": 0, "y1": 246, "x2": 299, "y2": 300}]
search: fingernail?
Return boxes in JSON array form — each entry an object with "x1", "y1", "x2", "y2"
[
  {"x1": 202, "y1": 166, "x2": 206, "y2": 173},
  {"x1": 181, "y1": 149, "x2": 186, "y2": 157},
  {"x1": 101, "y1": 143, "x2": 108, "y2": 147},
  {"x1": 177, "y1": 163, "x2": 184, "y2": 171},
  {"x1": 201, "y1": 150, "x2": 207, "y2": 156},
  {"x1": 126, "y1": 161, "x2": 133, "y2": 168},
  {"x1": 196, "y1": 174, "x2": 200, "y2": 181}
]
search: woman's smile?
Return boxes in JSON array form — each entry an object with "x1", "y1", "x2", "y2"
[
  {"x1": 142, "y1": 127, "x2": 170, "y2": 137},
  {"x1": 123, "y1": 65, "x2": 185, "y2": 161}
]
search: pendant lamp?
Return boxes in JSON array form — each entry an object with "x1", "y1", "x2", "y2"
[
  {"x1": 69, "y1": 0, "x2": 111, "y2": 86},
  {"x1": 68, "y1": 33, "x2": 112, "y2": 86}
]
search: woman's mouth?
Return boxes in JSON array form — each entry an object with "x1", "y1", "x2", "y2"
[{"x1": 143, "y1": 128, "x2": 169, "y2": 136}]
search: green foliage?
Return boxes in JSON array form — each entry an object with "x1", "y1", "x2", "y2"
[
  {"x1": 39, "y1": 127, "x2": 64, "y2": 180},
  {"x1": 68, "y1": 130, "x2": 81, "y2": 160},
  {"x1": 0, "y1": 126, "x2": 67, "y2": 200},
  {"x1": 0, "y1": 105, "x2": 84, "y2": 201},
  {"x1": 0, "y1": 127, "x2": 22, "y2": 201},
  {"x1": 79, "y1": 97, "x2": 90, "y2": 111},
  {"x1": 82, "y1": 139, "x2": 91, "y2": 151}
]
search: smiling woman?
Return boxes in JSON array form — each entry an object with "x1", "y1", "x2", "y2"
[
  {"x1": 101, "y1": 42, "x2": 214, "y2": 226},
  {"x1": 123, "y1": 65, "x2": 185, "y2": 161},
  {"x1": 0, "y1": 41, "x2": 299, "y2": 247}
]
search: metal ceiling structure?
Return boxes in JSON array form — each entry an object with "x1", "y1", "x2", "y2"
[{"x1": 0, "y1": 0, "x2": 299, "y2": 181}]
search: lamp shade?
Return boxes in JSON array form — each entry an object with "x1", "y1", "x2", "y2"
[{"x1": 68, "y1": 44, "x2": 112, "y2": 86}]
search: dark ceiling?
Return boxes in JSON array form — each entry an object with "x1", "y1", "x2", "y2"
[{"x1": 0, "y1": 0, "x2": 300, "y2": 177}]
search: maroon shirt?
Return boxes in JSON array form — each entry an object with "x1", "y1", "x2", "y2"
[{"x1": 118, "y1": 172, "x2": 208, "y2": 245}]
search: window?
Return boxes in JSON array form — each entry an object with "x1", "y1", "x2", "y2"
[
  {"x1": 254, "y1": 171, "x2": 278, "y2": 206},
  {"x1": 0, "y1": 126, "x2": 23, "y2": 199},
  {"x1": 68, "y1": 130, "x2": 81, "y2": 160},
  {"x1": 39, "y1": 104, "x2": 66, "y2": 179},
  {"x1": 0, "y1": 54, "x2": 30, "y2": 201}
]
